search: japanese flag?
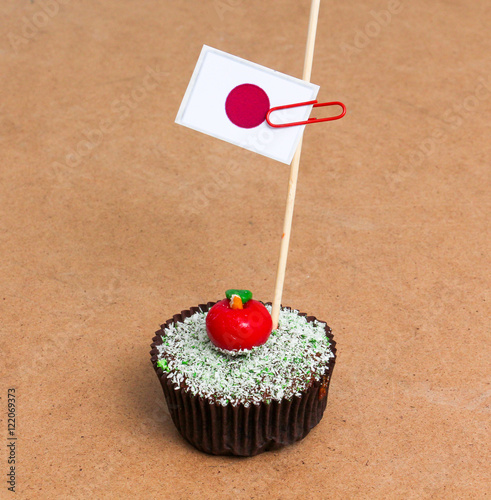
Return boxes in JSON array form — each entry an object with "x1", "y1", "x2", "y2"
[{"x1": 176, "y1": 45, "x2": 319, "y2": 165}]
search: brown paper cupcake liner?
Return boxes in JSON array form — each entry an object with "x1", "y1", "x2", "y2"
[{"x1": 150, "y1": 302, "x2": 336, "y2": 456}]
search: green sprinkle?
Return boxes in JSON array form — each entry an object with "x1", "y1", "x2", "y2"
[{"x1": 156, "y1": 359, "x2": 170, "y2": 372}]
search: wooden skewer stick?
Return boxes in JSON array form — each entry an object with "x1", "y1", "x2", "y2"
[{"x1": 271, "y1": 0, "x2": 321, "y2": 329}]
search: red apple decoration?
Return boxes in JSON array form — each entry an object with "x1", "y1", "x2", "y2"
[{"x1": 206, "y1": 289, "x2": 273, "y2": 352}]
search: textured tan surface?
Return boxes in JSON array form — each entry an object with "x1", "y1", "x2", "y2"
[{"x1": 1, "y1": 0, "x2": 490, "y2": 498}]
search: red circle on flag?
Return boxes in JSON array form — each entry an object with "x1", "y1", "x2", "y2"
[{"x1": 225, "y1": 84, "x2": 270, "y2": 129}]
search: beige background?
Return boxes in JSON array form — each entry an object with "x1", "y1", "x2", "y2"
[{"x1": 1, "y1": 0, "x2": 489, "y2": 498}]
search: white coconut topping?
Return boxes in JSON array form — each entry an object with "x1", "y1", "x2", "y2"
[{"x1": 156, "y1": 305, "x2": 334, "y2": 406}]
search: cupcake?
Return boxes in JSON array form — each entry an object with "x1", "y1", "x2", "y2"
[{"x1": 150, "y1": 291, "x2": 336, "y2": 456}]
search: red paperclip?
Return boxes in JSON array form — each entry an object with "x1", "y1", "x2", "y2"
[{"x1": 266, "y1": 100, "x2": 346, "y2": 128}]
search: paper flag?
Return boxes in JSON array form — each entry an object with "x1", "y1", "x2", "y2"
[{"x1": 176, "y1": 45, "x2": 319, "y2": 165}]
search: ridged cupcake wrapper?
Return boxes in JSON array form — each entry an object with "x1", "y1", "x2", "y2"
[{"x1": 150, "y1": 302, "x2": 336, "y2": 457}]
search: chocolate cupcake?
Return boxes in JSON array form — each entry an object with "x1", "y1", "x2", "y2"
[{"x1": 150, "y1": 301, "x2": 336, "y2": 456}]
